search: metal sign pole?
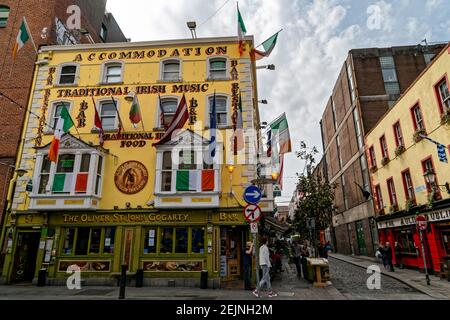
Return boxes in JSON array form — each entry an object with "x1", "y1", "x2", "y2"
[
  {"x1": 418, "y1": 228, "x2": 431, "y2": 286},
  {"x1": 253, "y1": 231, "x2": 260, "y2": 291}
]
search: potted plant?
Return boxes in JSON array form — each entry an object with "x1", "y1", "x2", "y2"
[
  {"x1": 405, "y1": 199, "x2": 414, "y2": 212},
  {"x1": 440, "y1": 109, "x2": 450, "y2": 125},
  {"x1": 413, "y1": 129, "x2": 426, "y2": 143},
  {"x1": 381, "y1": 156, "x2": 390, "y2": 166},
  {"x1": 395, "y1": 145, "x2": 405, "y2": 156},
  {"x1": 389, "y1": 205, "x2": 396, "y2": 214}
]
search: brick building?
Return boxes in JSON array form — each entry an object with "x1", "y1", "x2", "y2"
[
  {"x1": 0, "y1": 0, "x2": 125, "y2": 233},
  {"x1": 319, "y1": 43, "x2": 446, "y2": 257}
]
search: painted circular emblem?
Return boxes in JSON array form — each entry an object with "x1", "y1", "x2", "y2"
[{"x1": 114, "y1": 161, "x2": 148, "y2": 194}]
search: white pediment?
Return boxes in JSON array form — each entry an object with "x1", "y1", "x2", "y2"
[
  {"x1": 36, "y1": 133, "x2": 97, "y2": 151},
  {"x1": 161, "y1": 129, "x2": 211, "y2": 147}
]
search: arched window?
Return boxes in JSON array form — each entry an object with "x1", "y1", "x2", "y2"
[
  {"x1": 161, "y1": 60, "x2": 181, "y2": 81},
  {"x1": 0, "y1": 5, "x2": 10, "y2": 28},
  {"x1": 102, "y1": 62, "x2": 123, "y2": 84},
  {"x1": 208, "y1": 95, "x2": 228, "y2": 126},
  {"x1": 208, "y1": 57, "x2": 227, "y2": 79},
  {"x1": 159, "y1": 97, "x2": 178, "y2": 127}
]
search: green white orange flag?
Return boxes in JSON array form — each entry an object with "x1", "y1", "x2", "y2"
[
  {"x1": 233, "y1": 91, "x2": 244, "y2": 154},
  {"x1": 12, "y1": 17, "x2": 30, "y2": 59},
  {"x1": 252, "y1": 30, "x2": 281, "y2": 60},
  {"x1": 48, "y1": 105, "x2": 74, "y2": 162},
  {"x1": 129, "y1": 94, "x2": 142, "y2": 129},
  {"x1": 237, "y1": 3, "x2": 247, "y2": 56},
  {"x1": 270, "y1": 113, "x2": 291, "y2": 154}
]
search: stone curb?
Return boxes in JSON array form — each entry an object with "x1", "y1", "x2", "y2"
[{"x1": 329, "y1": 254, "x2": 446, "y2": 300}]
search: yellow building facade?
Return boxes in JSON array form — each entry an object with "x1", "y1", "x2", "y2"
[
  {"x1": 0, "y1": 36, "x2": 270, "y2": 286},
  {"x1": 366, "y1": 44, "x2": 450, "y2": 272}
]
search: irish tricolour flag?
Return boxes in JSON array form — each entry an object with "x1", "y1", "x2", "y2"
[
  {"x1": 237, "y1": 3, "x2": 247, "y2": 56},
  {"x1": 12, "y1": 18, "x2": 30, "y2": 59},
  {"x1": 48, "y1": 105, "x2": 74, "y2": 162},
  {"x1": 176, "y1": 170, "x2": 215, "y2": 191}
]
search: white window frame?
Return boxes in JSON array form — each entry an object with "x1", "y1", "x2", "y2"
[
  {"x1": 205, "y1": 93, "x2": 230, "y2": 128},
  {"x1": 159, "y1": 58, "x2": 182, "y2": 82},
  {"x1": 206, "y1": 56, "x2": 229, "y2": 80},
  {"x1": 412, "y1": 105, "x2": 424, "y2": 131},
  {"x1": 56, "y1": 63, "x2": 80, "y2": 86},
  {"x1": 0, "y1": 5, "x2": 10, "y2": 28},
  {"x1": 438, "y1": 79, "x2": 450, "y2": 112},
  {"x1": 97, "y1": 98, "x2": 119, "y2": 131},
  {"x1": 155, "y1": 95, "x2": 180, "y2": 128},
  {"x1": 101, "y1": 61, "x2": 124, "y2": 84},
  {"x1": 47, "y1": 100, "x2": 73, "y2": 133},
  {"x1": 394, "y1": 122, "x2": 404, "y2": 147}
]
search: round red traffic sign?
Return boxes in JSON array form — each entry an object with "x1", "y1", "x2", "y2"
[
  {"x1": 416, "y1": 215, "x2": 427, "y2": 231},
  {"x1": 243, "y1": 204, "x2": 262, "y2": 223}
]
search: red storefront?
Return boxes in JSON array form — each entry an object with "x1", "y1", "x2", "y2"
[{"x1": 376, "y1": 203, "x2": 450, "y2": 274}]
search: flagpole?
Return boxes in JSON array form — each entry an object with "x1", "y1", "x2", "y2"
[
  {"x1": 22, "y1": 16, "x2": 38, "y2": 54},
  {"x1": 110, "y1": 96, "x2": 124, "y2": 133},
  {"x1": 255, "y1": 29, "x2": 283, "y2": 49}
]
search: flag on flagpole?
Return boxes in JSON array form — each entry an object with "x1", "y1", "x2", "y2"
[
  {"x1": 92, "y1": 96, "x2": 104, "y2": 147},
  {"x1": 251, "y1": 30, "x2": 281, "y2": 60},
  {"x1": 129, "y1": 94, "x2": 142, "y2": 129},
  {"x1": 209, "y1": 92, "x2": 217, "y2": 160},
  {"x1": 110, "y1": 97, "x2": 124, "y2": 135},
  {"x1": 153, "y1": 94, "x2": 188, "y2": 146},
  {"x1": 12, "y1": 17, "x2": 30, "y2": 59},
  {"x1": 237, "y1": 3, "x2": 247, "y2": 56},
  {"x1": 277, "y1": 154, "x2": 284, "y2": 189},
  {"x1": 267, "y1": 129, "x2": 272, "y2": 157},
  {"x1": 48, "y1": 105, "x2": 74, "y2": 162},
  {"x1": 270, "y1": 113, "x2": 292, "y2": 154},
  {"x1": 158, "y1": 93, "x2": 166, "y2": 129},
  {"x1": 233, "y1": 91, "x2": 244, "y2": 155}
]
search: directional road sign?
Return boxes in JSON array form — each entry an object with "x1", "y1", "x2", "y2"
[
  {"x1": 244, "y1": 185, "x2": 262, "y2": 204},
  {"x1": 244, "y1": 204, "x2": 262, "y2": 223}
]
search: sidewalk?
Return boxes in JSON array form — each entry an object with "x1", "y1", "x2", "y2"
[{"x1": 330, "y1": 253, "x2": 450, "y2": 300}]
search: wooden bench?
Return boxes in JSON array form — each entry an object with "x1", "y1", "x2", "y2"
[{"x1": 111, "y1": 272, "x2": 137, "y2": 286}]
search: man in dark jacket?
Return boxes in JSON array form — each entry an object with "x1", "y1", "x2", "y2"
[
  {"x1": 394, "y1": 241, "x2": 403, "y2": 269},
  {"x1": 383, "y1": 242, "x2": 395, "y2": 272}
]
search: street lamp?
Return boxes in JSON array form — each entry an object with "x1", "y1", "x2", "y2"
[
  {"x1": 271, "y1": 171, "x2": 279, "y2": 181},
  {"x1": 423, "y1": 169, "x2": 450, "y2": 194},
  {"x1": 227, "y1": 164, "x2": 235, "y2": 195},
  {"x1": 186, "y1": 21, "x2": 197, "y2": 39},
  {"x1": 256, "y1": 64, "x2": 275, "y2": 70},
  {"x1": 258, "y1": 100, "x2": 268, "y2": 104}
]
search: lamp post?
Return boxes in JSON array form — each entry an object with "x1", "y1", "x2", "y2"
[{"x1": 227, "y1": 164, "x2": 235, "y2": 195}]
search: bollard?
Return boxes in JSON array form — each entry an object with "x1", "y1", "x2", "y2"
[
  {"x1": 119, "y1": 264, "x2": 127, "y2": 299},
  {"x1": 200, "y1": 270, "x2": 208, "y2": 289},
  {"x1": 136, "y1": 269, "x2": 144, "y2": 288},
  {"x1": 37, "y1": 268, "x2": 46, "y2": 287}
]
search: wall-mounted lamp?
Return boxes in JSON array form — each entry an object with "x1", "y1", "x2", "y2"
[
  {"x1": 258, "y1": 100, "x2": 268, "y2": 104},
  {"x1": 423, "y1": 169, "x2": 450, "y2": 194},
  {"x1": 256, "y1": 64, "x2": 275, "y2": 70},
  {"x1": 125, "y1": 91, "x2": 135, "y2": 102},
  {"x1": 125, "y1": 202, "x2": 131, "y2": 209},
  {"x1": 271, "y1": 172, "x2": 279, "y2": 181},
  {"x1": 15, "y1": 168, "x2": 28, "y2": 177}
]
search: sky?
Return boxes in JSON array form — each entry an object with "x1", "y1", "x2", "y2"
[{"x1": 105, "y1": 0, "x2": 450, "y2": 206}]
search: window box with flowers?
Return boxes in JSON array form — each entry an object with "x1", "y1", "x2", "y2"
[
  {"x1": 404, "y1": 199, "x2": 415, "y2": 212},
  {"x1": 441, "y1": 110, "x2": 450, "y2": 125},
  {"x1": 413, "y1": 129, "x2": 426, "y2": 143},
  {"x1": 395, "y1": 145, "x2": 405, "y2": 156},
  {"x1": 369, "y1": 165, "x2": 377, "y2": 173},
  {"x1": 381, "y1": 156, "x2": 390, "y2": 166},
  {"x1": 388, "y1": 205, "x2": 398, "y2": 214}
]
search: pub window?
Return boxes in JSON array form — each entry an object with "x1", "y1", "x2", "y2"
[
  {"x1": 208, "y1": 95, "x2": 228, "y2": 126},
  {"x1": 50, "y1": 102, "x2": 72, "y2": 131},
  {"x1": 161, "y1": 60, "x2": 181, "y2": 81},
  {"x1": 103, "y1": 227, "x2": 115, "y2": 254},
  {"x1": 75, "y1": 227, "x2": 90, "y2": 255},
  {"x1": 397, "y1": 229, "x2": 417, "y2": 254},
  {"x1": 0, "y1": 5, "x2": 10, "y2": 28},
  {"x1": 62, "y1": 228, "x2": 75, "y2": 255},
  {"x1": 379, "y1": 135, "x2": 389, "y2": 160},
  {"x1": 75, "y1": 154, "x2": 90, "y2": 193},
  {"x1": 402, "y1": 169, "x2": 415, "y2": 203},
  {"x1": 175, "y1": 228, "x2": 188, "y2": 253},
  {"x1": 435, "y1": 77, "x2": 450, "y2": 114},
  {"x1": 179, "y1": 150, "x2": 196, "y2": 170},
  {"x1": 393, "y1": 121, "x2": 404, "y2": 147},
  {"x1": 102, "y1": 62, "x2": 122, "y2": 84},
  {"x1": 95, "y1": 156, "x2": 103, "y2": 195},
  {"x1": 52, "y1": 154, "x2": 76, "y2": 193},
  {"x1": 369, "y1": 146, "x2": 377, "y2": 168},
  {"x1": 89, "y1": 228, "x2": 102, "y2": 254},
  {"x1": 38, "y1": 155, "x2": 51, "y2": 194},
  {"x1": 160, "y1": 227, "x2": 173, "y2": 253},
  {"x1": 411, "y1": 104, "x2": 425, "y2": 132},
  {"x1": 58, "y1": 65, "x2": 78, "y2": 85},
  {"x1": 208, "y1": 57, "x2": 227, "y2": 79},
  {"x1": 159, "y1": 97, "x2": 178, "y2": 127},
  {"x1": 191, "y1": 227, "x2": 205, "y2": 254},
  {"x1": 161, "y1": 151, "x2": 172, "y2": 192},
  {"x1": 99, "y1": 100, "x2": 118, "y2": 130},
  {"x1": 143, "y1": 227, "x2": 157, "y2": 254},
  {"x1": 442, "y1": 231, "x2": 450, "y2": 256},
  {"x1": 387, "y1": 178, "x2": 398, "y2": 211}
]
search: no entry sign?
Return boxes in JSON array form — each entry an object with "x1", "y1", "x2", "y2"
[
  {"x1": 244, "y1": 204, "x2": 262, "y2": 223},
  {"x1": 416, "y1": 215, "x2": 427, "y2": 231}
]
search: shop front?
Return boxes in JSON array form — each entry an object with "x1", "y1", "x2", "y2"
[
  {"x1": 1, "y1": 209, "x2": 249, "y2": 286},
  {"x1": 376, "y1": 205, "x2": 450, "y2": 274}
]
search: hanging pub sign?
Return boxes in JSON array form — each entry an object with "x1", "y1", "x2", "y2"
[{"x1": 114, "y1": 161, "x2": 148, "y2": 194}]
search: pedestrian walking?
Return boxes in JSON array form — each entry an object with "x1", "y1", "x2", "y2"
[
  {"x1": 292, "y1": 240, "x2": 302, "y2": 278},
  {"x1": 243, "y1": 241, "x2": 254, "y2": 290},
  {"x1": 383, "y1": 242, "x2": 395, "y2": 272},
  {"x1": 253, "y1": 237, "x2": 278, "y2": 298},
  {"x1": 394, "y1": 241, "x2": 403, "y2": 269},
  {"x1": 324, "y1": 241, "x2": 332, "y2": 259},
  {"x1": 376, "y1": 244, "x2": 386, "y2": 268}
]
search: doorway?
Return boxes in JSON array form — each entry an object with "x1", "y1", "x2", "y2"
[
  {"x1": 11, "y1": 231, "x2": 41, "y2": 283},
  {"x1": 220, "y1": 226, "x2": 245, "y2": 281},
  {"x1": 356, "y1": 220, "x2": 367, "y2": 256}
]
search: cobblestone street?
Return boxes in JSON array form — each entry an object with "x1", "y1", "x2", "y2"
[{"x1": 328, "y1": 257, "x2": 433, "y2": 300}]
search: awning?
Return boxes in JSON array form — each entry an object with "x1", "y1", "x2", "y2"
[{"x1": 264, "y1": 215, "x2": 291, "y2": 234}]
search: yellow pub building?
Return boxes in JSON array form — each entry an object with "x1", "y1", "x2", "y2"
[
  {"x1": 0, "y1": 36, "x2": 274, "y2": 286},
  {"x1": 366, "y1": 44, "x2": 450, "y2": 273}
]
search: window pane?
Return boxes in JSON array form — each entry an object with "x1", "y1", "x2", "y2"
[
  {"x1": 143, "y1": 228, "x2": 157, "y2": 254},
  {"x1": 191, "y1": 227, "x2": 205, "y2": 254},
  {"x1": 175, "y1": 228, "x2": 188, "y2": 253},
  {"x1": 179, "y1": 150, "x2": 195, "y2": 170},
  {"x1": 102, "y1": 116, "x2": 116, "y2": 128},
  {"x1": 211, "y1": 60, "x2": 226, "y2": 69},
  {"x1": 97, "y1": 157, "x2": 103, "y2": 175},
  {"x1": 103, "y1": 228, "x2": 115, "y2": 254},
  {"x1": 101, "y1": 103, "x2": 116, "y2": 116},
  {"x1": 162, "y1": 152, "x2": 172, "y2": 170},
  {"x1": 59, "y1": 75, "x2": 75, "y2": 84},
  {"x1": 38, "y1": 174, "x2": 49, "y2": 194},
  {"x1": 160, "y1": 228, "x2": 173, "y2": 253},
  {"x1": 61, "y1": 65, "x2": 77, "y2": 74},
  {"x1": 210, "y1": 70, "x2": 227, "y2": 79},
  {"x1": 57, "y1": 154, "x2": 75, "y2": 173},
  {"x1": 75, "y1": 228, "x2": 90, "y2": 255},
  {"x1": 89, "y1": 228, "x2": 101, "y2": 254},
  {"x1": 41, "y1": 156, "x2": 51, "y2": 173},
  {"x1": 164, "y1": 62, "x2": 179, "y2": 72},
  {"x1": 107, "y1": 66, "x2": 122, "y2": 75},
  {"x1": 384, "y1": 82, "x2": 400, "y2": 95},
  {"x1": 379, "y1": 56, "x2": 395, "y2": 68},
  {"x1": 161, "y1": 172, "x2": 172, "y2": 191},
  {"x1": 106, "y1": 75, "x2": 121, "y2": 83},
  {"x1": 62, "y1": 228, "x2": 75, "y2": 255},
  {"x1": 161, "y1": 100, "x2": 177, "y2": 113},
  {"x1": 382, "y1": 69, "x2": 397, "y2": 82},
  {"x1": 217, "y1": 113, "x2": 227, "y2": 125},
  {"x1": 163, "y1": 115, "x2": 174, "y2": 125},
  {"x1": 80, "y1": 154, "x2": 90, "y2": 172}
]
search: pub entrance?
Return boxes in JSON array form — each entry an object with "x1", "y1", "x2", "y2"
[
  {"x1": 219, "y1": 226, "x2": 246, "y2": 282},
  {"x1": 11, "y1": 231, "x2": 40, "y2": 283}
]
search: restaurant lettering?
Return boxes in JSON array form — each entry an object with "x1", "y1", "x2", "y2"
[
  {"x1": 377, "y1": 209, "x2": 450, "y2": 229},
  {"x1": 74, "y1": 46, "x2": 227, "y2": 62},
  {"x1": 63, "y1": 213, "x2": 189, "y2": 224}
]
